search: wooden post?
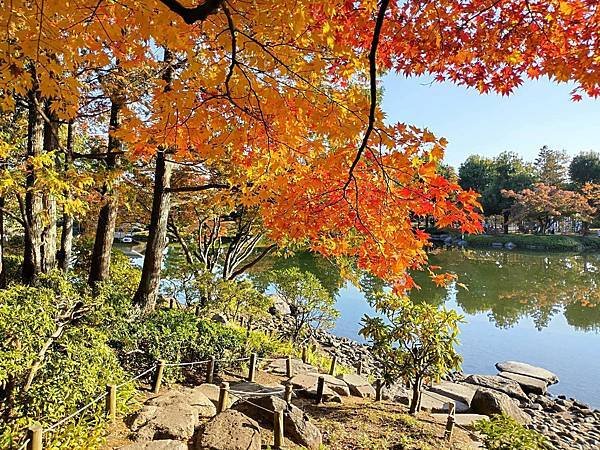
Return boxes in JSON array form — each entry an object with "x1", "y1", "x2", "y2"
[
  {"x1": 206, "y1": 356, "x2": 215, "y2": 384},
  {"x1": 316, "y1": 376, "x2": 325, "y2": 404},
  {"x1": 152, "y1": 360, "x2": 165, "y2": 394},
  {"x1": 444, "y1": 402, "x2": 456, "y2": 441},
  {"x1": 246, "y1": 319, "x2": 252, "y2": 337},
  {"x1": 273, "y1": 409, "x2": 284, "y2": 449},
  {"x1": 106, "y1": 384, "x2": 117, "y2": 422},
  {"x1": 248, "y1": 353, "x2": 257, "y2": 382},
  {"x1": 218, "y1": 382, "x2": 230, "y2": 413},
  {"x1": 284, "y1": 382, "x2": 293, "y2": 404},
  {"x1": 356, "y1": 360, "x2": 363, "y2": 376},
  {"x1": 27, "y1": 425, "x2": 43, "y2": 450},
  {"x1": 194, "y1": 305, "x2": 200, "y2": 316},
  {"x1": 375, "y1": 378, "x2": 383, "y2": 402},
  {"x1": 328, "y1": 355, "x2": 337, "y2": 376},
  {"x1": 285, "y1": 355, "x2": 292, "y2": 378},
  {"x1": 301, "y1": 346, "x2": 307, "y2": 364},
  {"x1": 169, "y1": 297, "x2": 175, "y2": 309}
]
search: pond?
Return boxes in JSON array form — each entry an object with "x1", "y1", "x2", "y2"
[{"x1": 252, "y1": 249, "x2": 600, "y2": 408}]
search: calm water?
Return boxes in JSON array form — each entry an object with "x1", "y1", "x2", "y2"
[{"x1": 253, "y1": 249, "x2": 600, "y2": 408}]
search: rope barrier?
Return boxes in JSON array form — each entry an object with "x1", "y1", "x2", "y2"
[
  {"x1": 116, "y1": 365, "x2": 157, "y2": 389},
  {"x1": 44, "y1": 392, "x2": 107, "y2": 433},
  {"x1": 163, "y1": 359, "x2": 211, "y2": 367},
  {"x1": 229, "y1": 387, "x2": 285, "y2": 397},
  {"x1": 235, "y1": 396, "x2": 278, "y2": 416}
]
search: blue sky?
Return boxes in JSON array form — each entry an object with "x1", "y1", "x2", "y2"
[{"x1": 381, "y1": 74, "x2": 600, "y2": 169}]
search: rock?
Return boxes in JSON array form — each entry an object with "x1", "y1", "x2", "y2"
[
  {"x1": 266, "y1": 358, "x2": 317, "y2": 376},
  {"x1": 147, "y1": 389, "x2": 217, "y2": 418},
  {"x1": 463, "y1": 374, "x2": 528, "y2": 402},
  {"x1": 303, "y1": 385, "x2": 342, "y2": 403},
  {"x1": 228, "y1": 381, "x2": 285, "y2": 398},
  {"x1": 495, "y1": 361, "x2": 558, "y2": 385},
  {"x1": 131, "y1": 403, "x2": 198, "y2": 441},
  {"x1": 310, "y1": 374, "x2": 350, "y2": 396},
  {"x1": 234, "y1": 395, "x2": 322, "y2": 449},
  {"x1": 119, "y1": 441, "x2": 188, "y2": 450},
  {"x1": 498, "y1": 371, "x2": 548, "y2": 395},
  {"x1": 428, "y1": 381, "x2": 477, "y2": 406},
  {"x1": 211, "y1": 313, "x2": 227, "y2": 324},
  {"x1": 420, "y1": 390, "x2": 469, "y2": 413},
  {"x1": 431, "y1": 413, "x2": 489, "y2": 427},
  {"x1": 268, "y1": 294, "x2": 291, "y2": 316},
  {"x1": 289, "y1": 373, "x2": 319, "y2": 391},
  {"x1": 504, "y1": 242, "x2": 516, "y2": 249},
  {"x1": 471, "y1": 388, "x2": 532, "y2": 424},
  {"x1": 193, "y1": 384, "x2": 237, "y2": 408},
  {"x1": 336, "y1": 374, "x2": 375, "y2": 398},
  {"x1": 195, "y1": 410, "x2": 261, "y2": 450}
]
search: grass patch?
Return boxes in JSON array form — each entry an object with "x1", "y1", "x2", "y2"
[{"x1": 463, "y1": 234, "x2": 600, "y2": 252}]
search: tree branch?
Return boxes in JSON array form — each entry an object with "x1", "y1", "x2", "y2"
[
  {"x1": 158, "y1": 0, "x2": 224, "y2": 24},
  {"x1": 343, "y1": 0, "x2": 390, "y2": 191},
  {"x1": 165, "y1": 183, "x2": 230, "y2": 193}
]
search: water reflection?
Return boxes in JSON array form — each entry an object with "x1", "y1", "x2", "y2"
[
  {"x1": 254, "y1": 249, "x2": 600, "y2": 333},
  {"x1": 409, "y1": 249, "x2": 600, "y2": 333}
]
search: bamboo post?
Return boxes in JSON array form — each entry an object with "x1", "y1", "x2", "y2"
[
  {"x1": 206, "y1": 356, "x2": 215, "y2": 384},
  {"x1": 356, "y1": 360, "x2": 363, "y2": 376},
  {"x1": 152, "y1": 361, "x2": 165, "y2": 394},
  {"x1": 248, "y1": 353, "x2": 257, "y2": 382},
  {"x1": 316, "y1": 376, "x2": 325, "y2": 404},
  {"x1": 218, "y1": 382, "x2": 230, "y2": 413},
  {"x1": 444, "y1": 402, "x2": 456, "y2": 441},
  {"x1": 328, "y1": 355, "x2": 337, "y2": 376},
  {"x1": 284, "y1": 382, "x2": 293, "y2": 404},
  {"x1": 27, "y1": 425, "x2": 43, "y2": 450},
  {"x1": 273, "y1": 409, "x2": 284, "y2": 449},
  {"x1": 375, "y1": 378, "x2": 383, "y2": 402},
  {"x1": 285, "y1": 355, "x2": 293, "y2": 378},
  {"x1": 301, "y1": 346, "x2": 307, "y2": 364},
  {"x1": 106, "y1": 384, "x2": 117, "y2": 422}
]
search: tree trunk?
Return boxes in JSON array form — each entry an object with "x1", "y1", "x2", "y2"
[
  {"x1": 22, "y1": 89, "x2": 45, "y2": 284},
  {"x1": 502, "y1": 210, "x2": 510, "y2": 235},
  {"x1": 409, "y1": 376, "x2": 423, "y2": 414},
  {"x1": 58, "y1": 121, "x2": 75, "y2": 272},
  {"x1": 41, "y1": 110, "x2": 59, "y2": 272},
  {"x1": 133, "y1": 149, "x2": 173, "y2": 312},
  {"x1": 88, "y1": 98, "x2": 122, "y2": 286}
]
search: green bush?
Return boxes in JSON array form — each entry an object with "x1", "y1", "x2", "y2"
[
  {"x1": 464, "y1": 233, "x2": 600, "y2": 251},
  {"x1": 0, "y1": 272, "x2": 135, "y2": 449},
  {"x1": 474, "y1": 415, "x2": 549, "y2": 450}
]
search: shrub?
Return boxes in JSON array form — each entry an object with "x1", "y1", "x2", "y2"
[
  {"x1": 360, "y1": 293, "x2": 463, "y2": 414},
  {"x1": 474, "y1": 414, "x2": 549, "y2": 450}
]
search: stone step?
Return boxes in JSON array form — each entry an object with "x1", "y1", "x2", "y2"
[
  {"x1": 429, "y1": 381, "x2": 478, "y2": 406},
  {"x1": 431, "y1": 413, "x2": 489, "y2": 427},
  {"x1": 498, "y1": 371, "x2": 548, "y2": 395},
  {"x1": 495, "y1": 361, "x2": 559, "y2": 385}
]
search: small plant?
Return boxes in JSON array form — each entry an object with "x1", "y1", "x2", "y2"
[
  {"x1": 474, "y1": 414, "x2": 549, "y2": 450},
  {"x1": 360, "y1": 293, "x2": 463, "y2": 414}
]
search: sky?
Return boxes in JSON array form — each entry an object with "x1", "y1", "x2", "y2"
[{"x1": 381, "y1": 74, "x2": 600, "y2": 169}]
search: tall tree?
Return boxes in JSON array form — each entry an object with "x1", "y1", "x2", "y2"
[
  {"x1": 534, "y1": 145, "x2": 570, "y2": 187},
  {"x1": 569, "y1": 151, "x2": 600, "y2": 186}
]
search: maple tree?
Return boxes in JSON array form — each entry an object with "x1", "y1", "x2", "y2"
[
  {"x1": 0, "y1": 0, "x2": 599, "y2": 309},
  {"x1": 502, "y1": 183, "x2": 596, "y2": 233}
]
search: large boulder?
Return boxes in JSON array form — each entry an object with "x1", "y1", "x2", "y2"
[
  {"x1": 195, "y1": 410, "x2": 261, "y2": 450},
  {"x1": 498, "y1": 371, "x2": 548, "y2": 395},
  {"x1": 495, "y1": 361, "x2": 558, "y2": 385},
  {"x1": 192, "y1": 384, "x2": 237, "y2": 409},
  {"x1": 234, "y1": 395, "x2": 322, "y2": 449},
  {"x1": 130, "y1": 403, "x2": 198, "y2": 441},
  {"x1": 303, "y1": 384, "x2": 342, "y2": 403},
  {"x1": 463, "y1": 374, "x2": 528, "y2": 402},
  {"x1": 428, "y1": 381, "x2": 477, "y2": 406},
  {"x1": 311, "y1": 374, "x2": 350, "y2": 397},
  {"x1": 470, "y1": 388, "x2": 531, "y2": 424},
  {"x1": 266, "y1": 358, "x2": 318, "y2": 376},
  {"x1": 228, "y1": 381, "x2": 284, "y2": 398},
  {"x1": 120, "y1": 441, "x2": 188, "y2": 450},
  {"x1": 211, "y1": 313, "x2": 227, "y2": 324},
  {"x1": 337, "y1": 374, "x2": 376, "y2": 399},
  {"x1": 130, "y1": 390, "x2": 216, "y2": 441},
  {"x1": 419, "y1": 391, "x2": 469, "y2": 413}
]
